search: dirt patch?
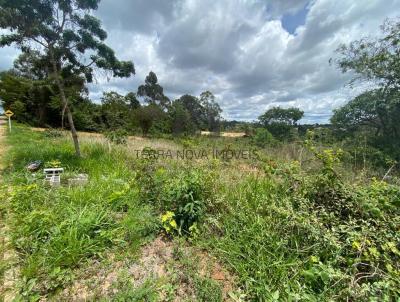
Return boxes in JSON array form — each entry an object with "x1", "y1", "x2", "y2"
[
  {"x1": 201, "y1": 131, "x2": 246, "y2": 138},
  {"x1": 0, "y1": 118, "x2": 19, "y2": 302},
  {"x1": 58, "y1": 236, "x2": 239, "y2": 301}
]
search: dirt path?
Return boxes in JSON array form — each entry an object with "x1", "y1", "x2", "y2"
[{"x1": 0, "y1": 117, "x2": 18, "y2": 302}]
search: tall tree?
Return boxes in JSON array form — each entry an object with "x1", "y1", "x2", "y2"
[
  {"x1": 134, "y1": 104, "x2": 165, "y2": 136},
  {"x1": 334, "y1": 18, "x2": 400, "y2": 157},
  {"x1": 169, "y1": 101, "x2": 194, "y2": 135},
  {"x1": 259, "y1": 107, "x2": 304, "y2": 126},
  {"x1": 331, "y1": 89, "x2": 400, "y2": 141},
  {"x1": 0, "y1": 0, "x2": 134, "y2": 156},
  {"x1": 335, "y1": 19, "x2": 400, "y2": 90},
  {"x1": 125, "y1": 92, "x2": 140, "y2": 110},
  {"x1": 137, "y1": 71, "x2": 170, "y2": 110},
  {"x1": 175, "y1": 94, "x2": 205, "y2": 130},
  {"x1": 100, "y1": 91, "x2": 130, "y2": 130},
  {"x1": 199, "y1": 91, "x2": 222, "y2": 131},
  {"x1": 258, "y1": 107, "x2": 304, "y2": 140}
]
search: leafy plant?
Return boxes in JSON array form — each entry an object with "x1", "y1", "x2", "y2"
[
  {"x1": 43, "y1": 128, "x2": 63, "y2": 139},
  {"x1": 161, "y1": 169, "x2": 211, "y2": 236},
  {"x1": 104, "y1": 129, "x2": 128, "y2": 145},
  {"x1": 45, "y1": 159, "x2": 62, "y2": 168}
]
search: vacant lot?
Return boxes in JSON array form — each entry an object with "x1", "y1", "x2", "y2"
[{"x1": 1, "y1": 125, "x2": 399, "y2": 301}]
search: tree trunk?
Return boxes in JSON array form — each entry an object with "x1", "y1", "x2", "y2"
[{"x1": 50, "y1": 53, "x2": 81, "y2": 157}]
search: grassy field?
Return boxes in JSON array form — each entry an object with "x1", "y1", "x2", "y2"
[{"x1": 1, "y1": 125, "x2": 399, "y2": 301}]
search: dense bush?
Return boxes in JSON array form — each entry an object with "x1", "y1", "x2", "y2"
[
  {"x1": 104, "y1": 129, "x2": 128, "y2": 145},
  {"x1": 201, "y1": 137, "x2": 400, "y2": 300},
  {"x1": 135, "y1": 159, "x2": 214, "y2": 236},
  {"x1": 252, "y1": 127, "x2": 275, "y2": 147}
]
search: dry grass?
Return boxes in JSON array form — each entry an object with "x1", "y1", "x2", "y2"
[
  {"x1": 0, "y1": 119, "x2": 19, "y2": 302},
  {"x1": 58, "y1": 236, "x2": 238, "y2": 301},
  {"x1": 201, "y1": 131, "x2": 245, "y2": 138}
]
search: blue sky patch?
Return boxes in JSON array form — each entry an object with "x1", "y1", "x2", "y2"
[{"x1": 281, "y1": 3, "x2": 309, "y2": 35}]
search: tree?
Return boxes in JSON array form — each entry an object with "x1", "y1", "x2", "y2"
[
  {"x1": 331, "y1": 89, "x2": 400, "y2": 140},
  {"x1": 71, "y1": 97, "x2": 103, "y2": 132},
  {"x1": 100, "y1": 91, "x2": 130, "y2": 130},
  {"x1": 199, "y1": 91, "x2": 222, "y2": 131},
  {"x1": 333, "y1": 18, "x2": 400, "y2": 158},
  {"x1": 0, "y1": 0, "x2": 135, "y2": 156},
  {"x1": 334, "y1": 19, "x2": 400, "y2": 90},
  {"x1": 169, "y1": 101, "x2": 194, "y2": 135},
  {"x1": 137, "y1": 71, "x2": 170, "y2": 110},
  {"x1": 259, "y1": 107, "x2": 304, "y2": 126},
  {"x1": 10, "y1": 51, "x2": 82, "y2": 127},
  {"x1": 258, "y1": 107, "x2": 304, "y2": 140},
  {"x1": 134, "y1": 104, "x2": 165, "y2": 136},
  {"x1": 175, "y1": 94, "x2": 205, "y2": 130},
  {"x1": 0, "y1": 71, "x2": 31, "y2": 121},
  {"x1": 125, "y1": 92, "x2": 140, "y2": 110},
  {"x1": 252, "y1": 128, "x2": 275, "y2": 147}
]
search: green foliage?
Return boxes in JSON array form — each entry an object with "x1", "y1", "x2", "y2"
[
  {"x1": 0, "y1": 0, "x2": 135, "y2": 155},
  {"x1": 108, "y1": 274, "x2": 160, "y2": 302},
  {"x1": 305, "y1": 130, "x2": 343, "y2": 183},
  {"x1": 45, "y1": 159, "x2": 62, "y2": 168},
  {"x1": 201, "y1": 137, "x2": 400, "y2": 300},
  {"x1": 133, "y1": 104, "x2": 167, "y2": 136},
  {"x1": 160, "y1": 169, "x2": 212, "y2": 236},
  {"x1": 100, "y1": 92, "x2": 131, "y2": 130},
  {"x1": 334, "y1": 18, "x2": 400, "y2": 161},
  {"x1": 335, "y1": 18, "x2": 400, "y2": 89},
  {"x1": 134, "y1": 158, "x2": 214, "y2": 237},
  {"x1": 168, "y1": 101, "x2": 195, "y2": 135},
  {"x1": 43, "y1": 128, "x2": 63, "y2": 139},
  {"x1": 175, "y1": 94, "x2": 207, "y2": 130},
  {"x1": 0, "y1": 0, "x2": 135, "y2": 81},
  {"x1": 174, "y1": 91, "x2": 222, "y2": 132},
  {"x1": 104, "y1": 129, "x2": 128, "y2": 145},
  {"x1": 259, "y1": 106, "x2": 304, "y2": 126},
  {"x1": 2, "y1": 126, "x2": 156, "y2": 298},
  {"x1": 137, "y1": 71, "x2": 170, "y2": 110},
  {"x1": 252, "y1": 127, "x2": 275, "y2": 147},
  {"x1": 259, "y1": 106, "x2": 304, "y2": 141},
  {"x1": 199, "y1": 91, "x2": 222, "y2": 132},
  {"x1": 194, "y1": 276, "x2": 223, "y2": 302},
  {"x1": 3, "y1": 125, "x2": 400, "y2": 301}
]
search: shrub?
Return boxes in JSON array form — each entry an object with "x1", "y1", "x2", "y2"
[
  {"x1": 158, "y1": 168, "x2": 213, "y2": 236},
  {"x1": 104, "y1": 129, "x2": 128, "y2": 145},
  {"x1": 43, "y1": 128, "x2": 63, "y2": 139},
  {"x1": 252, "y1": 127, "x2": 275, "y2": 147}
]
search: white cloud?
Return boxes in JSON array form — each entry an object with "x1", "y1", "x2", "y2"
[{"x1": 2, "y1": 0, "x2": 399, "y2": 123}]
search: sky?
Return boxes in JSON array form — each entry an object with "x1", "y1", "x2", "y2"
[{"x1": 0, "y1": 0, "x2": 399, "y2": 123}]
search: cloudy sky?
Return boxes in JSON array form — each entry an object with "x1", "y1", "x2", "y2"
[{"x1": 0, "y1": 0, "x2": 399, "y2": 123}]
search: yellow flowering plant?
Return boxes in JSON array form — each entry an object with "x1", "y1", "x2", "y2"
[{"x1": 161, "y1": 211, "x2": 179, "y2": 235}]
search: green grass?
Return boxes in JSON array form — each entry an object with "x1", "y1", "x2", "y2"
[
  {"x1": 1, "y1": 125, "x2": 158, "y2": 299},
  {"x1": 199, "y1": 162, "x2": 400, "y2": 300},
  {"x1": 1, "y1": 124, "x2": 399, "y2": 301}
]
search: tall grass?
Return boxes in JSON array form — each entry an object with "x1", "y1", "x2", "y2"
[
  {"x1": 2, "y1": 125, "x2": 158, "y2": 298},
  {"x1": 200, "y1": 158, "x2": 400, "y2": 300},
  {"x1": 2, "y1": 125, "x2": 399, "y2": 300}
]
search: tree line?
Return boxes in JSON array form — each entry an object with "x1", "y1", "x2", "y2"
[
  {"x1": 0, "y1": 1, "x2": 399, "y2": 162},
  {"x1": 331, "y1": 18, "x2": 400, "y2": 161},
  {"x1": 0, "y1": 0, "x2": 222, "y2": 157},
  {"x1": 0, "y1": 66, "x2": 222, "y2": 136}
]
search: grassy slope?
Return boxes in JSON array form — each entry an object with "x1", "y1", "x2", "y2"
[
  {"x1": 1, "y1": 126, "x2": 160, "y2": 300},
  {"x1": 1, "y1": 125, "x2": 399, "y2": 301}
]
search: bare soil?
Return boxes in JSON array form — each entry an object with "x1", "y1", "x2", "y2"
[{"x1": 59, "y1": 236, "x2": 238, "y2": 301}]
